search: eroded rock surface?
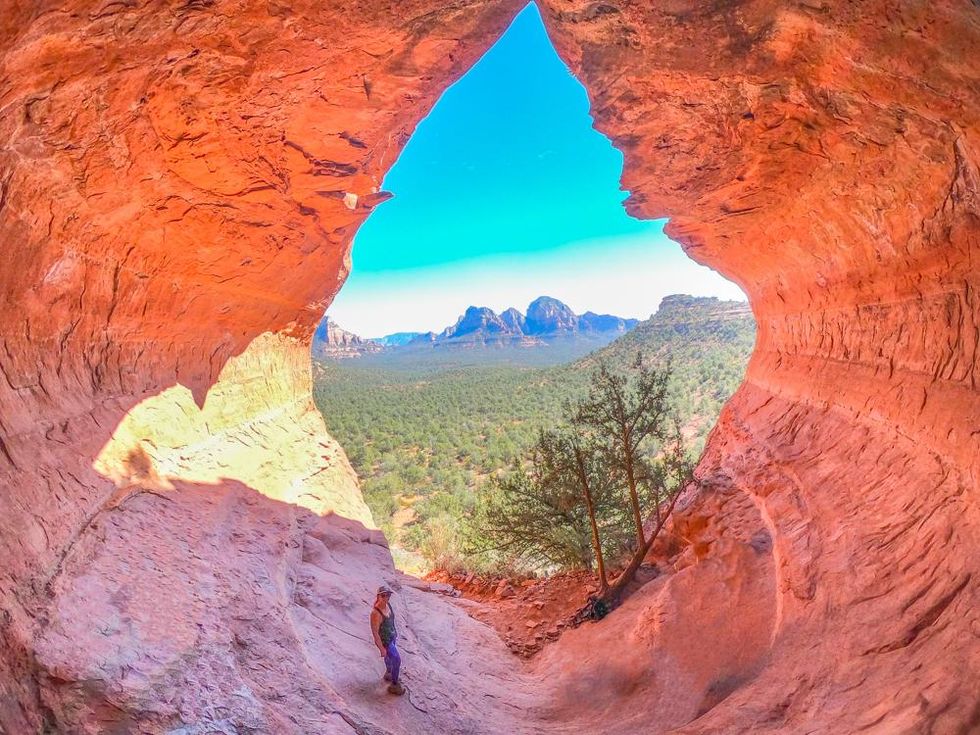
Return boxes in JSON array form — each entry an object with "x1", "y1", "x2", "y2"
[
  {"x1": 0, "y1": 2, "x2": 525, "y2": 730},
  {"x1": 1, "y1": 0, "x2": 978, "y2": 733},
  {"x1": 540, "y1": 2, "x2": 980, "y2": 731}
]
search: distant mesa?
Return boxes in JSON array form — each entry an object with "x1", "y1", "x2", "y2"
[
  {"x1": 579, "y1": 311, "x2": 640, "y2": 333},
  {"x1": 312, "y1": 318, "x2": 383, "y2": 359},
  {"x1": 406, "y1": 331, "x2": 438, "y2": 346},
  {"x1": 577, "y1": 294, "x2": 754, "y2": 366},
  {"x1": 433, "y1": 296, "x2": 640, "y2": 349},
  {"x1": 652, "y1": 294, "x2": 752, "y2": 326},
  {"x1": 314, "y1": 295, "x2": 745, "y2": 359},
  {"x1": 374, "y1": 332, "x2": 423, "y2": 347}
]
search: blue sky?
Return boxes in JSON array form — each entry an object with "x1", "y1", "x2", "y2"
[{"x1": 328, "y1": 3, "x2": 744, "y2": 337}]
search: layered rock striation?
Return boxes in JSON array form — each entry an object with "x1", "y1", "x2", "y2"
[
  {"x1": 539, "y1": 1, "x2": 980, "y2": 731},
  {"x1": 0, "y1": 1, "x2": 978, "y2": 733},
  {"x1": 312, "y1": 318, "x2": 383, "y2": 359}
]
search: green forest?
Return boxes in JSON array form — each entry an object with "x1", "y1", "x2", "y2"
[{"x1": 312, "y1": 296, "x2": 755, "y2": 574}]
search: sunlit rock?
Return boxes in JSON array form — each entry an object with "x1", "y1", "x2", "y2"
[{"x1": 0, "y1": 0, "x2": 976, "y2": 732}]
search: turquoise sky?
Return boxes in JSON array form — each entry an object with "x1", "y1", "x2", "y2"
[{"x1": 328, "y1": 3, "x2": 744, "y2": 337}]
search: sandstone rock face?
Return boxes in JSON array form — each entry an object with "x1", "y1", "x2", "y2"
[
  {"x1": 95, "y1": 331, "x2": 372, "y2": 523},
  {"x1": 539, "y1": 2, "x2": 980, "y2": 731},
  {"x1": 0, "y1": 1, "x2": 978, "y2": 734},
  {"x1": 441, "y1": 305, "x2": 517, "y2": 340},
  {"x1": 313, "y1": 318, "x2": 383, "y2": 359},
  {"x1": 525, "y1": 295, "x2": 580, "y2": 334}
]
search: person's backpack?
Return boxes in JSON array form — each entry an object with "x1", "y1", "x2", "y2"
[{"x1": 574, "y1": 594, "x2": 610, "y2": 625}]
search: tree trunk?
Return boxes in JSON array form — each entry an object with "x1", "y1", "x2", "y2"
[
  {"x1": 573, "y1": 445, "x2": 607, "y2": 593},
  {"x1": 622, "y1": 432, "x2": 645, "y2": 548},
  {"x1": 602, "y1": 534, "x2": 652, "y2": 602},
  {"x1": 599, "y1": 478, "x2": 688, "y2": 606}
]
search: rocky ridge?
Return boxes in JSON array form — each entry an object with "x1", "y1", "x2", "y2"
[
  {"x1": 312, "y1": 317, "x2": 383, "y2": 359},
  {"x1": 375, "y1": 332, "x2": 424, "y2": 347},
  {"x1": 318, "y1": 296, "x2": 642, "y2": 356},
  {"x1": 0, "y1": 1, "x2": 977, "y2": 733},
  {"x1": 437, "y1": 295, "x2": 639, "y2": 347}
]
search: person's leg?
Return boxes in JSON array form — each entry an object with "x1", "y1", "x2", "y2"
[
  {"x1": 386, "y1": 641, "x2": 401, "y2": 685},
  {"x1": 383, "y1": 650, "x2": 392, "y2": 681}
]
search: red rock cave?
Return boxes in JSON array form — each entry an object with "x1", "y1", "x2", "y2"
[{"x1": 0, "y1": 1, "x2": 977, "y2": 733}]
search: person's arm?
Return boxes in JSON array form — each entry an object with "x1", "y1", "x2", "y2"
[{"x1": 370, "y1": 608, "x2": 386, "y2": 657}]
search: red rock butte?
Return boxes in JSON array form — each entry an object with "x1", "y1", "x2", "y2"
[{"x1": 1, "y1": 1, "x2": 978, "y2": 733}]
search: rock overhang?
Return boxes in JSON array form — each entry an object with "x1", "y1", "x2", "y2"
[{"x1": 0, "y1": 1, "x2": 978, "y2": 732}]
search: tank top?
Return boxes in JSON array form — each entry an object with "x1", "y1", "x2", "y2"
[{"x1": 377, "y1": 604, "x2": 396, "y2": 645}]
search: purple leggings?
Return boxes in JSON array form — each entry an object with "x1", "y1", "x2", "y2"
[{"x1": 384, "y1": 640, "x2": 401, "y2": 685}]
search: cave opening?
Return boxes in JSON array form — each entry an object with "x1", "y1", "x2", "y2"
[
  {"x1": 4, "y1": 0, "x2": 975, "y2": 732},
  {"x1": 311, "y1": 2, "x2": 753, "y2": 583}
]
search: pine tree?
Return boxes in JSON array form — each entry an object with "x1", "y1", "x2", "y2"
[{"x1": 573, "y1": 354, "x2": 693, "y2": 605}]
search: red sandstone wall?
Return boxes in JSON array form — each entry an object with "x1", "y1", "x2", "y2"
[
  {"x1": 538, "y1": 1, "x2": 980, "y2": 730},
  {"x1": 0, "y1": 1, "x2": 525, "y2": 728},
  {"x1": 0, "y1": 1, "x2": 977, "y2": 732}
]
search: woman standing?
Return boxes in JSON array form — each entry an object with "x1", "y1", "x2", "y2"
[{"x1": 370, "y1": 586, "x2": 405, "y2": 695}]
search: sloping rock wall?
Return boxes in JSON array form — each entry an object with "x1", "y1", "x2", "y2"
[
  {"x1": 547, "y1": 2, "x2": 980, "y2": 733},
  {"x1": 0, "y1": 0, "x2": 977, "y2": 733},
  {"x1": 538, "y1": 1, "x2": 980, "y2": 731},
  {"x1": 0, "y1": 1, "x2": 525, "y2": 729}
]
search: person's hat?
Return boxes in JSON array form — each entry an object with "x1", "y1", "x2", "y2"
[{"x1": 377, "y1": 585, "x2": 393, "y2": 597}]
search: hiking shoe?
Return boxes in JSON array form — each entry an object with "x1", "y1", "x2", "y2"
[
  {"x1": 387, "y1": 683, "x2": 405, "y2": 696},
  {"x1": 383, "y1": 672, "x2": 392, "y2": 682}
]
